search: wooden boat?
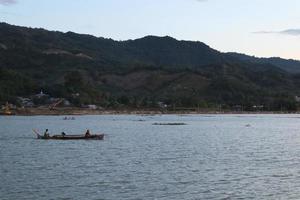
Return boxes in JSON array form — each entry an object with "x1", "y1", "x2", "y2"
[{"x1": 33, "y1": 130, "x2": 104, "y2": 140}]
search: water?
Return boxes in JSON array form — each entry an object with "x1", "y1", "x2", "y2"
[{"x1": 1, "y1": 114, "x2": 300, "y2": 199}]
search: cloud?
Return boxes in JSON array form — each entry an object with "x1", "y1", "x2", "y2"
[
  {"x1": 280, "y1": 29, "x2": 300, "y2": 36},
  {"x1": 254, "y1": 29, "x2": 300, "y2": 36},
  {"x1": 0, "y1": 0, "x2": 17, "y2": 6}
]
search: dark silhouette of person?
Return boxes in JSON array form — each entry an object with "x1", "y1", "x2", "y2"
[
  {"x1": 85, "y1": 129, "x2": 91, "y2": 137},
  {"x1": 44, "y1": 129, "x2": 49, "y2": 137}
]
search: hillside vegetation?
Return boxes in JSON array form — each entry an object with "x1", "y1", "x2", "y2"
[{"x1": 1, "y1": 22, "x2": 300, "y2": 111}]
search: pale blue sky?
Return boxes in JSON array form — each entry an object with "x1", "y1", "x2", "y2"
[{"x1": 1, "y1": 0, "x2": 299, "y2": 60}]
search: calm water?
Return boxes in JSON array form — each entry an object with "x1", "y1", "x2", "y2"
[{"x1": 1, "y1": 114, "x2": 300, "y2": 199}]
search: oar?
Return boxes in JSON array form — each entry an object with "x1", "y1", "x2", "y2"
[{"x1": 32, "y1": 129, "x2": 41, "y2": 138}]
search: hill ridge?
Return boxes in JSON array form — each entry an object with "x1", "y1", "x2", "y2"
[{"x1": 0, "y1": 22, "x2": 300, "y2": 111}]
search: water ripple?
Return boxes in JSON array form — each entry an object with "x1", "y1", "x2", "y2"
[{"x1": 2, "y1": 114, "x2": 300, "y2": 199}]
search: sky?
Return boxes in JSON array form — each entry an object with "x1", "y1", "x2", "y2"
[{"x1": 0, "y1": 0, "x2": 299, "y2": 60}]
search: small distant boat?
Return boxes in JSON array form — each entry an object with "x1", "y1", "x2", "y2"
[
  {"x1": 63, "y1": 116, "x2": 75, "y2": 120},
  {"x1": 152, "y1": 122, "x2": 187, "y2": 126},
  {"x1": 33, "y1": 130, "x2": 104, "y2": 140}
]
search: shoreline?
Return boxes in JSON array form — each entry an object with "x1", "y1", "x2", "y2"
[{"x1": 2, "y1": 107, "x2": 300, "y2": 116}]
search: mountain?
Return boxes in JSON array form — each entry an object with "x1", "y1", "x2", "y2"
[
  {"x1": 226, "y1": 52, "x2": 300, "y2": 73},
  {"x1": 0, "y1": 22, "x2": 300, "y2": 111}
]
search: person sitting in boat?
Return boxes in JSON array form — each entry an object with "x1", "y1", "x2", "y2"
[
  {"x1": 44, "y1": 129, "x2": 50, "y2": 137},
  {"x1": 61, "y1": 132, "x2": 66, "y2": 136},
  {"x1": 85, "y1": 129, "x2": 91, "y2": 137}
]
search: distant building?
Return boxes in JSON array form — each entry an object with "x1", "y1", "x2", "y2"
[
  {"x1": 72, "y1": 93, "x2": 80, "y2": 98},
  {"x1": 17, "y1": 97, "x2": 34, "y2": 107},
  {"x1": 88, "y1": 105, "x2": 97, "y2": 110},
  {"x1": 252, "y1": 105, "x2": 264, "y2": 111},
  {"x1": 63, "y1": 100, "x2": 71, "y2": 106},
  {"x1": 82, "y1": 104, "x2": 97, "y2": 110},
  {"x1": 157, "y1": 101, "x2": 168, "y2": 108},
  {"x1": 34, "y1": 90, "x2": 49, "y2": 99},
  {"x1": 49, "y1": 97, "x2": 61, "y2": 103},
  {"x1": 232, "y1": 105, "x2": 243, "y2": 111}
]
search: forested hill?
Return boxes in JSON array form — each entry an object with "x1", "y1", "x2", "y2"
[
  {"x1": 0, "y1": 22, "x2": 224, "y2": 70},
  {"x1": 1, "y1": 22, "x2": 300, "y2": 111},
  {"x1": 226, "y1": 52, "x2": 300, "y2": 74}
]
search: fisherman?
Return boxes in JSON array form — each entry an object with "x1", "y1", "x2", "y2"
[
  {"x1": 85, "y1": 129, "x2": 91, "y2": 137},
  {"x1": 61, "y1": 132, "x2": 66, "y2": 136},
  {"x1": 44, "y1": 129, "x2": 49, "y2": 137}
]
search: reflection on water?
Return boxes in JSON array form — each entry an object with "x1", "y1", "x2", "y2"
[{"x1": 1, "y1": 114, "x2": 300, "y2": 199}]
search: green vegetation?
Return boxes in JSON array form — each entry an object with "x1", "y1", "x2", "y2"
[
  {"x1": 1, "y1": 22, "x2": 300, "y2": 111},
  {"x1": 0, "y1": 68, "x2": 38, "y2": 104}
]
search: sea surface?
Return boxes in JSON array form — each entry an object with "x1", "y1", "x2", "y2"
[{"x1": 1, "y1": 114, "x2": 300, "y2": 199}]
